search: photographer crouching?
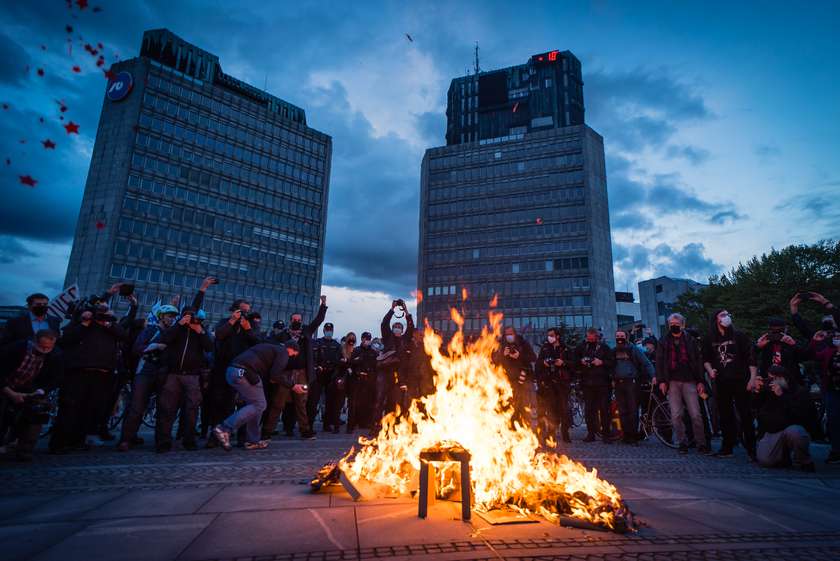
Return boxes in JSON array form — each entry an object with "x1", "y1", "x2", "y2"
[
  {"x1": 754, "y1": 364, "x2": 816, "y2": 472},
  {"x1": 0, "y1": 330, "x2": 62, "y2": 461}
]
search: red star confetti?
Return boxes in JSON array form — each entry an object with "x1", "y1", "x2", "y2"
[
  {"x1": 535, "y1": 217, "x2": 543, "y2": 225},
  {"x1": 19, "y1": 175, "x2": 38, "y2": 187},
  {"x1": 37, "y1": 68, "x2": 44, "y2": 77},
  {"x1": 72, "y1": 65, "x2": 81, "y2": 73},
  {"x1": 95, "y1": 220, "x2": 106, "y2": 230},
  {"x1": 64, "y1": 121, "x2": 80, "y2": 134},
  {"x1": 103, "y1": 68, "x2": 116, "y2": 80},
  {"x1": 76, "y1": 0, "x2": 89, "y2": 9},
  {"x1": 96, "y1": 56, "x2": 105, "y2": 67},
  {"x1": 97, "y1": 42, "x2": 104, "y2": 50},
  {"x1": 42, "y1": 139, "x2": 56, "y2": 149},
  {"x1": 513, "y1": 102, "x2": 519, "y2": 113}
]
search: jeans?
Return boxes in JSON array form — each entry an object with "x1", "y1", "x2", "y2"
[
  {"x1": 263, "y1": 369, "x2": 309, "y2": 437},
  {"x1": 582, "y1": 385, "x2": 610, "y2": 438},
  {"x1": 120, "y1": 372, "x2": 157, "y2": 443},
  {"x1": 824, "y1": 389, "x2": 840, "y2": 453},
  {"x1": 715, "y1": 377, "x2": 755, "y2": 454},
  {"x1": 156, "y1": 373, "x2": 203, "y2": 446},
  {"x1": 757, "y1": 425, "x2": 812, "y2": 467},
  {"x1": 614, "y1": 379, "x2": 638, "y2": 441},
  {"x1": 668, "y1": 381, "x2": 705, "y2": 447},
  {"x1": 222, "y1": 367, "x2": 266, "y2": 444}
]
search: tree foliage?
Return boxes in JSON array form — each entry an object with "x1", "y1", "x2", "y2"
[{"x1": 672, "y1": 240, "x2": 840, "y2": 339}]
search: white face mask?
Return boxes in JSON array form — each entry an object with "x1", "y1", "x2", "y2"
[
  {"x1": 833, "y1": 338, "x2": 840, "y2": 348},
  {"x1": 719, "y1": 315, "x2": 732, "y2": 328},
  {"x1": 505, "y1": 335, "x2": 515, "y2": 344},
  {"x1": 547, "y1": 335, "x2": 557, "y2": 344}
]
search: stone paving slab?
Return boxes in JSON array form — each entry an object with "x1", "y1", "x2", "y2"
[
  {"x1": 80, "y1": 487, "x2": 220, "y2": 519},
  {"x1": 16, "y1": 491, "x2": 126, "y2": 522},
  {"x1": 0, "y1": 521, "x2": 86, "y2": 561}
]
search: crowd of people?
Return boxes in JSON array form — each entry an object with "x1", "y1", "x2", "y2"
[{"x1": 0, "y1": 281, "x2": 838, "y2": 475}]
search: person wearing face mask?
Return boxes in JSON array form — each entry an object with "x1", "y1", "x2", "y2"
[
  {"x1": 789, "y1": 292, "x2": 838, "y2": 343},
  {"x1": 656, "y1": 313, "x2": 707, "y2": 454},
  {"x1": 0, "y1": 330, "x2": 62, "y2": 461},
  {"x1": 702, "y1": 309, "x2": 758, "y2": 459},
  {"x1": 315, "y1": 324, "x2": 345, "y2": 433},
  {"x1": 575, "y1": 327, "x2": 615, "y2": 443},
  {"x1": 756, "y1": 317, "x2": 808, "y2": 387},
  {"x1": 1, "y1": 293, "x2": 62, "y2": 346},
  {"x1": 494, "y1": 325, "x2": 537, "y2": 429},
  {"x1": 377, "y1": 301, "x2": 416, "y2": 420},
  {"x1": 814, "y1": 330, "x2": 840, "y2": 464},
  {"x1": 612, "y1": 330, "x2": 654, "y2": 445},
  {"x1": 348, "y1": 332, "x2": 378, "y2": 432},
  {"x1": 116, "y1": 305, "x2": 179, "y2": 451},
  {"x1": 269, "y1": 296, "x2": 327, "y2": 439},
  {"x1": 535, "y1": 327, "x2": 574, "y2": 445},
  {"x1": 753, "y1": 365, "x2": 815, "y2": 471}
]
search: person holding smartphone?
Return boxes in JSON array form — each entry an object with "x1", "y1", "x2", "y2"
[{"x1": 756, "y1": 317, "x2": 808, "y2": 387}]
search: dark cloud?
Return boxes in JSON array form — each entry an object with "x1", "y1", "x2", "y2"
[
  {"x1": 614, "y1": 241, "x2": 719, "y2": 283},
  {"x1": 666, "y1": 144, "x2": 710, "y2": 165},
  {"x1": 414, "y1": 110, "x2": 446, "y2": 148},
  {"x1": 0, "y1": 236, "x2": 36, "y2": 264}
]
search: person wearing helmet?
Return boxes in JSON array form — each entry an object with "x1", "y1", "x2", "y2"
[{"x1": 116, "y1": 304, "x2": 179, "y2": 451}]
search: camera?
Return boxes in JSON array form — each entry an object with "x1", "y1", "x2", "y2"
[
  {"x1": 118, "y1": 283, "x2": 135, "y2": 296},
  {"x1": 581, "y1": 357, "x2": 593, "y2": 367},
  {"x1": 798, "y1": 291, "x2": 813, "y2": 301},
  {"x1": 245, "y1": 312, "x2": 260, "y2": 321},
  {"x1": 767, "y1": 332, "x2": 783, "y2": 343}
]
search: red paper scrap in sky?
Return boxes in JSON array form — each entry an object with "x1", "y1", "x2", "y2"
[
  {"x1": 42, "y1": 139, "x2": 56, "y2": 149},
  {"x1": 36, "y1": 68, "x2": 44, "y2": 76},
  {"x1": 76, "y1": 0, "x2": 89, "y2": 10},
  {"x1": 95, "y1": 220, "x2": 106, "y2": 230},
  {"x1": 72, "y1": 65, "x2": 81, "y2": 73},
  {"x1": 64, "y1": 121, "x2": 80, "y2": 134},
  {"x1": 536, "y1": 217, "x2": 543, "y2": 225},
  {"x1": 103, "y1": 68, "x2": 116, "y2": 80},
  {"x1": 19, "y1": 175, "x2": 38, "y2": 187}
]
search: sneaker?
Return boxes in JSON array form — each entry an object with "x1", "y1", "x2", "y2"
[
  {"x1": 244, "y1": 440, "x2": 270, "y2": 450},
  {"x1": 826, "y1": 451, "x2": 840, "y2": 465},
  {"x1": 183, "y1": 441, "x2": 198, "y2": 451},
  {"x1": 116, "y1": 441, "x2": 130, "y2": 452},
  {"x1": 678, "y1": 444, "x2": 689, "y2": 454},
  {"x1": 212, "y1": 425, "x2": 232, "y2": 451},
  {"x1": 712, "y1": 449, "x2": 734, "y2": 458}
]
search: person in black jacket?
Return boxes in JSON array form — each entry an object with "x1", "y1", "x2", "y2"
[
  {"x1": 755, "y1": 317, "x2": 808, "y2": 386},
  {"x1": 613, "y1": 330, "x2": 654, "y2": 444},
  {"x1": 0, "y1": 330, "x2": 62, "y2": 461},
  {"x1": 656, "y1": 313, "x2": 707, "y2": 454},
  {"x1": 535, "y1": 327, "x2": 574, "y2": 445},
  {"x1": 494, "y1": 325, "x2": 536, "y2": 429},
  {"x1": 0, "y1": 293, "x2": 61, "y2": 346},
  {"x1": 703, "y1": 309, "x2": 758, "y2": 459},
  {"x1": 347, "y1": 332, "x2": 378, "y2": 432},
  {"x1": 213, "y1": 341, "x2": 301, "y2": 451},
  {"x1": 155, "y1": 307, "x2": 213, "y2": 453},
  {"x1": 270, "y1": 296, "x2": 326, "y2": 439},
  {"x1": 575, "y1": 327, "x2": 615, "y2": 443},
  {"x1": 49, "y1": 302, "x2": 128, "y2": 453},
  {"x1": 314, "y1": 323, "x2": 344, "y2": 432},
  {"x1": 754, "y1": 365, "x2": 815, "y2": 471},
  {"x1": 376, "y1": 301, "x2": 416, "y2": 419}
]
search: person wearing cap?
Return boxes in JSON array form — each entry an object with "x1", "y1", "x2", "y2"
[
  {"x1": 314, "y1": 322, "x2": 343, "y2": 432},
  {"x1": 213, "y1": 341, "x2": 301, "y2": 451},
  {"x1": 753, "y1": 364, "x2": 815, "y2": 471},
  {"x1": 756, "y1": 317, "x2": 808, "y2": 386},
  {"x1": 348, "y1": 332, "x2": 378, "y2": 432}
]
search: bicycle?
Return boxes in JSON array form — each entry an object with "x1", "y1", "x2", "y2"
[
  {"x1": 638, "y1": 383, "x2": 677, "y2": 448},
  {"x1": 107, "y1": 382, "x2": 132, "y2": 431}
]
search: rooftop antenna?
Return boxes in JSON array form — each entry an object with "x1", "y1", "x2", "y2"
[{"x1": 474, "y1": 41, "x2": 480, "y2": 74}]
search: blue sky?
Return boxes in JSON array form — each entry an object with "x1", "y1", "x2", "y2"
[{"x1": 1, "y1": 1, "x2": 838, "y2": 336}]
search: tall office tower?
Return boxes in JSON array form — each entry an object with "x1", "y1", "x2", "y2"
[
  {"x1": 417, "y1": 50, "x2": 616, "y2": 347},
  {"x1": 64, "y1": 29, "x2": 331, "y2": 322}
]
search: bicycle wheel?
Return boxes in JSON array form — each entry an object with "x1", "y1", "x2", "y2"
[
  {"x1": 142, "y1": 394, "x2": 157, "y2": 428},
  {"x1": 107, "y1": 384, "x2": 131, "y2": 431},
  {"x1": 652, "y1": 400, "x2": 677, "y2": 448}
]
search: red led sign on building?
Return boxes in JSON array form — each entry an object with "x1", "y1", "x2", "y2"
[{"x1": 533, "y1": 50, "x2": 560, "y2": 64}]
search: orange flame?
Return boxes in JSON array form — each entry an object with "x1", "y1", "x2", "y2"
[
  {"x1": 489, "y1": 294, "x2": 499, "y2": 308},
  {"x1": 461, "y1": 287, "x2": 468, "y2": 301},
  {"x1": 338, "y1": 304, "x2": 627, "y2": 529}
]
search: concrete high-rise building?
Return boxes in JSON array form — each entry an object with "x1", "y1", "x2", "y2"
[
  {"x1": 638, "y1": 276, "x2": 706, "y2": 338},
  {"x1": 417, "y1": 50, "x2": 616, "y2": 347},
  {"x1": 65, "y1": 29, "x2": 332, "y2": 322}
]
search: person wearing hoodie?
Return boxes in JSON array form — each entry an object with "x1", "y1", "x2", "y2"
[
  {"x1": 613, "y1": 330, "x2": 654, "y2": 444},
  {"x1": 703, "y1": 309, "x2": 758, "y2": 459},
  {"x1": 155, "y1": 307, "x2": 213, "y2": 453}
]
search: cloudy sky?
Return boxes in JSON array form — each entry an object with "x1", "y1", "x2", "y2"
[{"x1": 1, "y1": 1, "x2": 838, "y2": 336}]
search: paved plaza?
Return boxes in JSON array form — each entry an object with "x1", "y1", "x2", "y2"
[{"x1": 2, "y1": 429, "x2": 840, "y2": 561}]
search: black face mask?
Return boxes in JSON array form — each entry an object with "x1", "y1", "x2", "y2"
[
  {"x1": 348, "y1": 340, "x2": 356, "y2": 345},
  {"x1": 290, "y1": 321, "x2": 302, "y2": 331},
  {"x1": 616, "y1": 338, "x2": 627, "y2": 345},
  {"x1": 31, "y1": 305, "x2": 49, "y2": 317},
  {"x1": 669, "y1": 325, "x2": 682, "y2": 335}
]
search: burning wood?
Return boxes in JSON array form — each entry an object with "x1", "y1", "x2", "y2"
[{"x1": 313, "y1": 305, "x2": 634, "y2": 533}]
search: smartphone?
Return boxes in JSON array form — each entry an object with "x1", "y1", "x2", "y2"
[
  {"x1": 799, "y1": 292, "x2": 812, "y2": 301},
  {"x1": 119, "y1": 284, "x2": 135, "y2": 296}
]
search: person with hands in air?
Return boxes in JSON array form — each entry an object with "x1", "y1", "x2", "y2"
[{"x1": 756, "y1": 317, "x2": 808, "y2": 387}]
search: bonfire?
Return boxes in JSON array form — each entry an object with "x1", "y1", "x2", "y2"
[{"x1": 313, "y1": 301, "x2": 633, "y2": 532}]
